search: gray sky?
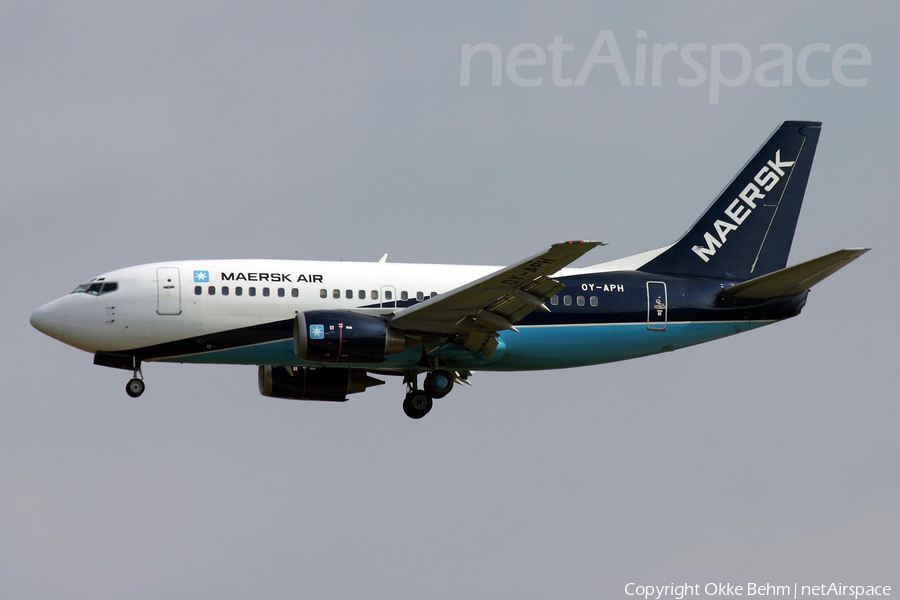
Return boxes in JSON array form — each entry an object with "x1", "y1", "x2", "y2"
[{"x1": 2, "y1": 2, "x2": 897, "y2": 598}]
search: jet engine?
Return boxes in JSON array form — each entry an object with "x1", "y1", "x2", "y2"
[
  {"x1": 258, "y1": 365, "x2": 384, "y2": 401},
  {"x1": 294, "y1": 311, "x2": 407, "y2": 363}
]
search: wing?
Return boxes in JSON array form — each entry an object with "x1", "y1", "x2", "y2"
[{"x1": 390, "y1": 241, "x2": 605, "y2": 357}]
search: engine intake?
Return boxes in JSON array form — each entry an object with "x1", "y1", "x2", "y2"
[
  {"x1": 258, "y1": 365, "x2": 384, "y2": 401},
  {"x1": 294, "y1": 310, "x2": 407, "y2": 363}
]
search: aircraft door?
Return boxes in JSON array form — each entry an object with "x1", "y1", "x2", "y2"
[
  {"x1": 647, "y1": 281, "x2": 667, "y2": 331},
  {"x1": 157, "y1": 267, "x2": 182, "y2": 315},
  {"x1": 380, "y1": 286, "x2": 396, "y2": 309}
]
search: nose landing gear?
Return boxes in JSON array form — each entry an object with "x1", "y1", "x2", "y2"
[
  {"x1": 93, "y1": 352, "x2": 146, "y2": 398},
  {"x1": 126, "y1": 378, "x2": 145, "y2": 398},
  {"x1": 125, "y1": 363, "x2": 145, "y2": 398}
]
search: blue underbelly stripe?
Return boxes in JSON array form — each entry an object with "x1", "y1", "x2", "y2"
[
  {"x1": 154, "y1": 321, "x2": 773, "y2": 371},
  {"x1": 480, "y1": 320, "x2": 771, "y2": 370}
]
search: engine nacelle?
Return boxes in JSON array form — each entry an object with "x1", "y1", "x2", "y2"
[
  {"x1": 258, "y1": 365, "x2": 384, "y2": 401},
  {"x1": 294, "y1": 310, "x2": 407, "y2": 364}
]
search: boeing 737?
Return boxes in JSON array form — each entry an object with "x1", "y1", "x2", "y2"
[{"x1": 31, "y1": 121, "x2": 868, "y2": 418}]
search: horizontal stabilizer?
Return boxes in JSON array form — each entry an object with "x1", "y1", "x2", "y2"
[{"x1": 723, "y1": 248, "x2": 870, "y2": 299}]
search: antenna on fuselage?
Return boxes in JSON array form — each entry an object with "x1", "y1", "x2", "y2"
[{"x1": 378, "y1": 253, "x2": 388, "y2": 263}]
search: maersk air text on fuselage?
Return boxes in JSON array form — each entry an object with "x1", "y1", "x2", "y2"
[{"x1": 31, "y1": 122, "x2": 868, "y2": 418}]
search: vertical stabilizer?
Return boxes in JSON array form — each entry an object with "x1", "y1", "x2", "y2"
[{"x1": 639, "y1": 121, "x2": 821, "y2": 280}]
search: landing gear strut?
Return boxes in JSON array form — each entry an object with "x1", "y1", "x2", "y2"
[{"x1": 125, "y1": 363, "x2": 145, "y2": 398}]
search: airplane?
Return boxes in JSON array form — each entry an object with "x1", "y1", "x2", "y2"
[{"x1": 31, "y1": 121, "x2": 868, "y2": 419}]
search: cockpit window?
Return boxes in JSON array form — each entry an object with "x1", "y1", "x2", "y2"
[{"x1": 71, "y1": 282, "x2": 119, "y2": 296}]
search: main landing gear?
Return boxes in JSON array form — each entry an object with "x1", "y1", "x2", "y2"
[
  {"x1": 403, "y1": 389, "x2": 432, "y2": 419},
  {"x1": 401, "y1": 369, "x2": 462, "y2": 419}
]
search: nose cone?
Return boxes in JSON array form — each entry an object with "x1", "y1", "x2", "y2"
[{"x1": 30, "y1": 302, "x2": 67, "y2": 341}]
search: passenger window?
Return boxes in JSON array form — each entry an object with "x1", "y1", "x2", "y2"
[
  {"x1": 563, "y1": 295, "x2": 572, "y2": 306},
  {"x1": 401, "y1": 291, "x2": 408, "y2": 301},
  {"x1": 222, "y1": 286, "x2": 229, "y2": 296},
  {"x1": 278, "y1": 288, "x2": 285, "y2": 298},
  {"x1": 372, "y1": 290, "x2": 379, "y2": 300},
  {"x1": 320, "y1": 289, "x2": 327, "y2": 298},
  {"x1": 292, "y1": 289, "x2": 299, "y2": 298},
  {"x1": 195, "y1": 286, "x2": 202, "y2": 296},
  {"x1": 577, "y1": 296, "x2": 585, "y2": 306},
  {"x1": 590, "y1": 296, "x2": 598, "y2": 307},
  {"x1": 359, "y1": 290, "x2": 366, "y2": 300},
  {"x1": 385, "y1": 290, "x2": 392, "y2": 300},
  {"x1": 333, "y1": 289, "x2": 340, "y2": 299},
  {"x1": 550, "y1": 296, "x2": 559, "y2": 306},
  {"x1": 431, "y1": 292, "x2": 437, "y2": 298},
  {"x1": 249, "y1": 287, "x2": 256, "y2": 297},
  {"x1": 208, "y1": 286, "x2": 216, "y2": 296},
  {"x1": 416, "y1": 291, "x2": 424, "y2": 301},
  {"x1": 263, "y1": 288, "x2": 270, "y2": 297},
  {"x1": 236, "y1": 287, "x2": 243, "y2": 296},
  {"x1": 345, "y1": 289, "x2": 353, "y2": 299}
]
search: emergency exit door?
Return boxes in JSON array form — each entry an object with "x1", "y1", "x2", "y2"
[
  {"x1": 157, "y1": 267, "x2": 182, "y2": 315},
  {"x1": 380, "y1": 286, "x2": 397, "y2": 309},
  {"x1": 647, "y1": 281, "x2": 667, "y2": 331}
]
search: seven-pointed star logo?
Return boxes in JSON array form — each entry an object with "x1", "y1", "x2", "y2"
[
  {"x1": 193, "y1": 271, "x2": 209, "y2": 283},
  {"x1": 310, "y1": 325, "x2": 325, "y2": 339}
]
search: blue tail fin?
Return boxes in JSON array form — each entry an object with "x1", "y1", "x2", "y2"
[{"x1": 639, "y1": 121, "x2": 822, "y2": 280}]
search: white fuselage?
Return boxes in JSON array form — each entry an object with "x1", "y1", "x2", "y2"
[
  {"x1": 32, "y1": 259, "x2": 575, "y2": 355},
  {"x1": 31, "y1": 250, "x2": 776, "y2": 376}
]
